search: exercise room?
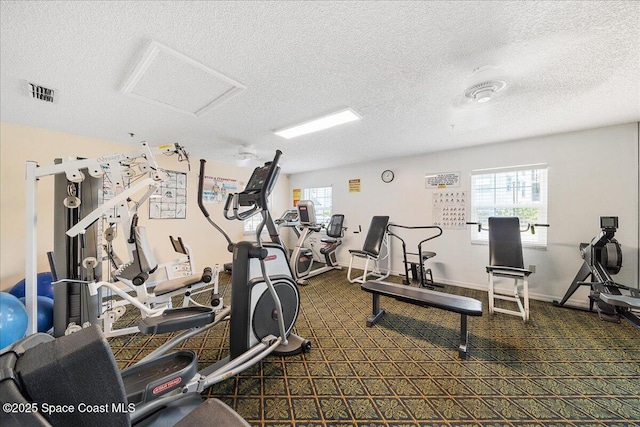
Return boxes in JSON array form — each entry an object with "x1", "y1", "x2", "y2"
[{"x1": 1, "y1": 1, "x2": 638, "y2": 426}]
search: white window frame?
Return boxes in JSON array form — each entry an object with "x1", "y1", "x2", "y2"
[
  {"x1": 470, "y1": 164, "x2": 548, "y2": 248},
  {"x1": 243, "y1": 185, "x2": 279, "y2": 236},
  {"x1": 302, "y1": 186, "x2": 333, "y2": 224},
  {"x1": 243, "y1": 214, "x2": 264, "y2": 235}
]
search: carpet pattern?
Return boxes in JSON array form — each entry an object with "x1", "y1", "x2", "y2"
[{"x1": 109, "y1": 269, "x2": 640, "y2": 426}]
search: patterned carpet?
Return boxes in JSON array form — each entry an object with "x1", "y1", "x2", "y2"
[{"x1": 109, "y1": 269, "x2": 640, "y2": 427}]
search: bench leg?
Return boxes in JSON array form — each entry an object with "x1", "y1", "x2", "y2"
[
  {"x1": 458, "y1": 314, "x2": 469, "y2": 360},
  {"x1": 366, "y1": 293, "x2": 385, "y2": 327}
]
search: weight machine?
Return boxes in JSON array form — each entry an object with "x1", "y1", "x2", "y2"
[
  {"x1": 25, "y1": 142, "x2": 191, "y2": 336},
  {"x1": 386, "y1": 223, "x2": 443, "y2": 289},
  {"x1": 467, "y1": 218, "x2": 549, "y2": 321}
]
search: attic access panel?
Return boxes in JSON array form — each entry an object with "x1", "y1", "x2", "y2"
[{"x1": 121, "y1": 40, "x2": 245, "y2": 117}]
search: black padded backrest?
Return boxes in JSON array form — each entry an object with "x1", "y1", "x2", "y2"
[
  {"x1": 170, "y1": 235, "x2": 188, "y2": 255},
  {"x1": 15, "y1": 326, "x2": 130, "y2": 427},
  {"x1": 326, "y1": 214, "x2": 345, "y2": 238},
  {"x1": 362, "y1": 216, "x2": 390, "y2": 256},
  {"x1": 488, "y1": 217, "x2": 524, "y2": 268}
]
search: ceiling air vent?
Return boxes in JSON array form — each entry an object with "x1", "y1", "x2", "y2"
[{"x1": 27, "y1": 82, "x2": 56, "y2": 103}]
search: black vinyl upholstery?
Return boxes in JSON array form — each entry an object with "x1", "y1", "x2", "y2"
[
  {"x1": 488, "y1": 217, "x2": 525, "y2": 269},
  {"x1": 1, "y1": 327, "x2": 251, "y2": 427},
  {"x1": 14, "y1": 326, "x2": 129, "y2": 427},
  {"x1": 353, "y1": 216, "x2": 389, "y2": 257}
]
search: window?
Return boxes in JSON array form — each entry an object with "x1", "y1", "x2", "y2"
[
  {"x1": 302, "y1": 186, "x2": 332, "y2": 224},
  {"x1": 470, "y1": 164, "x2": 548, "y2": 248},
  {"x1": 243, "y1": 214, "x2": 264, "y2": 235}
]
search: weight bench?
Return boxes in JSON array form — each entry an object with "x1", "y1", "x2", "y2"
[{"x1": 361, "y1": 281, "x2": 483, "y2": 359}]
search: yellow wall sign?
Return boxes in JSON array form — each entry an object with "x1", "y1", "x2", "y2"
[
  {"x1": 292, "y1": 188, "x2": 301, "y2": 206},
  {"x1": 349, "y1": 179, "x2": 361, "y2": 193}
]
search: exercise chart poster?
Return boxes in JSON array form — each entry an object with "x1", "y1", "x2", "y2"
[
  {"x1": 202, "y1": 175, "x2": 238, "y2": 203},
  {"x1": 149, "y1": 170, "x2": 187, "y2": 219},
  {"x1": 432, "y1": 190, "x2": 467, "y2": 229}
]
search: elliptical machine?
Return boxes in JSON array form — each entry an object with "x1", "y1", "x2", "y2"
[
  {"x1": 198, "y1": 150, "x2": 310, "y2": 357},
  {"x1": 290, "y1": 200, "x2": 345, "y2": 285}
]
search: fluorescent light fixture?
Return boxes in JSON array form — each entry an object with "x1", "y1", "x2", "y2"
[{"x1": 273, "y1": 108, "x2": 361, "y2": 139}]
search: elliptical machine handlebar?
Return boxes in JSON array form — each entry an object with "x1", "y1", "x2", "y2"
[{"x1": 223, "y1": 193, "x2": 260, "y2": 221}]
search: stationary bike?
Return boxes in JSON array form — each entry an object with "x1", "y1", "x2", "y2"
[{"x1": 289, "y1": 200, "x2": 346, "y2": 285}]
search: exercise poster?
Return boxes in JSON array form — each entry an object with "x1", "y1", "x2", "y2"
[
  {"x1": 149, "y1": 170, "x2": 187, "y2": 219},
  {"x1": 201, "y1": 175, "x2": 238, "y2": 204},
  {"x1": 432, "y1": 190, "x2": 467, "y2": 229},
  {"x1": 293, "y1": 188, "x2": 301, "y2": 207}
]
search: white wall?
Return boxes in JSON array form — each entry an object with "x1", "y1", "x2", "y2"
[
  {"x1": 0, "y1": 122, "x2": 290, "y2": 290},
  {"x1": 289, "y1": 123, "x2": 640, "y2": 308}
]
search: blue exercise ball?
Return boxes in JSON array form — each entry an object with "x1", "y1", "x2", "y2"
[
  {"x1": 0, "y1": 292, "x2": 29, "y2": 349},
  {"x1": 19, "y1": 296, "x2": 54, "y2": 333},
  {"x1": 9, "y1": 272, "x2": 55, "y2": 300}
]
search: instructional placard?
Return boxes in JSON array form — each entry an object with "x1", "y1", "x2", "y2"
[
  {"x1": 149, "y1": 170, "x2": 187, "y2": 219},
  {"x1": 425, "y1": 171, "x2": 461, "y2": 189},
  {"x1": 349, "y1": 179, "x2": 361, "y2": 193},
  {"x1": 432, "y1": 190, "x2": 467, "y2": 229}
]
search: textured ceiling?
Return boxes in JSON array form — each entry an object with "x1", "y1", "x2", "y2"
[{"x1": 1, "y1": 1, "x2": 639, "y2": 173}]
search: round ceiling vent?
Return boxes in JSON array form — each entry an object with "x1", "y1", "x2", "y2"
[{"x1": 464, "y1": 80, "x2": 506, "y2": 103}]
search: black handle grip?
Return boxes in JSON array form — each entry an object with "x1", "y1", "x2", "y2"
[
  {"x1": 201, "y1": 266, "x2": 213, "y2": 283},
  {"x1": 198, "y1": 159, "x2": 210, "y2": 218},
  {"x1": 248, "y1": 247, "x2": 269, "y2": 260}
]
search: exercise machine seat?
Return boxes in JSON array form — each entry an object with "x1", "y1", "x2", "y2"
[
  {"x1": 486, "y1": 217, "x2": 533, "y2": 321},
  {"x1": 349, "y1": 216, "x2": 389, "y2": 257},
  {"x1": 1, "y1": 326, "x2": 130, "y2": 427},
  {"x1": 322, "y1": 214, "x2": 345, "y2": 243},
  {"x1": 347, "y1": 216, "x2": 391, "y2": 284},
  {"x1": 0, "y1": 326, "x2": 250, "y2": 427},
  {"x1": 488, "y1": 217, "x2": 525, "y2": 269}
]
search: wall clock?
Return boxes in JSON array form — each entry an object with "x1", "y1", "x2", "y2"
[{"x1": 381, "y1": 170, "x2": 394, "y2": 183}]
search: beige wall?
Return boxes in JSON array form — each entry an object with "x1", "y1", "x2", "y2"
[{"x1": 0, "y1": 122, "x2": 290, "y2": 290}]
